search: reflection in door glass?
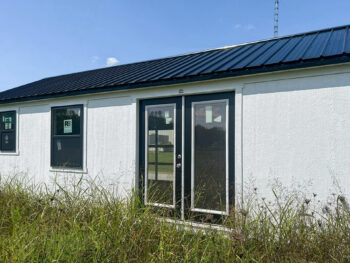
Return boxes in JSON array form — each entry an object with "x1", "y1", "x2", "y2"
[
  {"x1": 193, "y1": 101, "x2": 227, "y2": 212},
  {"x1": 146, "y1": 106, "x2": 175, "y2": 206}
]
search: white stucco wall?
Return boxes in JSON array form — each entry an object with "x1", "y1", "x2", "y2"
[
  {"x1": 0, "y1": 63, "x2": 350, "y2": 205},
  {"x1": 0, "y1": 95, "x2": 138, "y2": 197},
  {"x1": 242, "y1": 71, "x2": 350, "y2": 202}
]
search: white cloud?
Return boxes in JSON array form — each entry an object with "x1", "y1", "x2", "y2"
[{"x1": 106, "y1": 57, "x2": 119, "y2": 67}]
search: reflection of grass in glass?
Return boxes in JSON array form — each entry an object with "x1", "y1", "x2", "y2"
[
  {"x1": 194, "y1": 183, "x2": 226, "y2": 213},
  {"x1": 194, "y1": 150, "x2": 226, "y2": 211},
  {"x1": 147, "y1": 180, "x2": 173, "y2": 205},
  {"x1": 148, "y1": 151, "x2": 173, "y2": 163},
  {"x1": 148, "y1": 165, "x2": 173, "y2": 174},
  {"x1": 148, "y1": 152, "x2": 173, "y2": 174}
]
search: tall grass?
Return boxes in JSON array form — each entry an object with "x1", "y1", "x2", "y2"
[{"x1": 0, "y1": 175, "x2": 350, "y2": 262}]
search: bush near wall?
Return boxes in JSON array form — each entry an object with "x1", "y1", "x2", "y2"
[{"x1": 0, "y1": 175, "x2": 350, "y2": 262}]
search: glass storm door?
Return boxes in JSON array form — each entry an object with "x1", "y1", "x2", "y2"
[
  {"x1": 140, "y1": 97, "x2": 182, "y2": 216},
  {"x1": 140, "y1": 92, "x2": 234, "y2": 222}
]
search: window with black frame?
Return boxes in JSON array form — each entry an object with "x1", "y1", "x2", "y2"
[
  {"x1": 51, "y1": 105, "x2": 83, "y2": 169},
  {"x1": 0, "y1": 111, "x2": 16, "y2": 152}
]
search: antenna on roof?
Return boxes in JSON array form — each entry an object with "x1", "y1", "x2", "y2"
[{"x1": 274, "y1": 0, "x2": 279, "y2": 37}]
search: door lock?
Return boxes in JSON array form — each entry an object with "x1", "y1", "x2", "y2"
[
  {"x1": 177, "y1": 154, "x2": 182, "y2": 159},
  {"x1": 176, "y1": 163, "x2": 182, "y2": 168}
]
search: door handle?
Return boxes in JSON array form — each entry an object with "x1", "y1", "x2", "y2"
[{"x1": 176, "y1": 163, "x2": 182, "y2": 168}]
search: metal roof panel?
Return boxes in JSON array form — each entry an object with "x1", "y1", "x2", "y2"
[
  {"x1": 323, "y1": 28, "x2": 346, "y2": 56},
  {"x1": 1, "y1": 24, "x2": 350, "y2": 103}
]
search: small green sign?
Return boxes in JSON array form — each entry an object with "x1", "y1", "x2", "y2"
[
  {"x1": 2, "y1": 116, "x2": 13, "y2": 130},
  {"x1": 64, "y1": 119, "x2": 73, "y2": 134}
]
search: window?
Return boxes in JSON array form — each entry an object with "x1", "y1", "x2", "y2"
[
  {"x1": 0, "y1": 111, "x2": 16, "y2": 152},
  {"x1": 51, "y1": 105, "x2": 83, "y2": 169}
]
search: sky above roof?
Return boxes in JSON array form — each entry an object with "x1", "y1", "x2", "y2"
[{"x1": 1, "y1": 0, "x2": 350, "y2": 92}]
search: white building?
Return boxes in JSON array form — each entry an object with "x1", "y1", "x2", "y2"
[{"x1": 1, "y1": 24, "x2": 350, "y2": 221}]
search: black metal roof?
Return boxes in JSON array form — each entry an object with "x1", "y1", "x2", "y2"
[{"x1": 1, "y1": 24, "x2": 350, "y2": 104}]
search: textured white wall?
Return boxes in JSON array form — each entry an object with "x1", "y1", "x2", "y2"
[
  {"x1": 243, "y1": 72, "x2": 350, "y2": 202},
  {"x1": 0, "y1": 104, "x2": 51, "y2": 184},
  {"x1": 0, "y1": 64, "x2": 349, "y2": 204},
  {"x1": 86, "y1": 96, "x2": 136, "y2": 197},
  {"x1": 0, "y1": 96, "x2": 137, "y2": 197}
]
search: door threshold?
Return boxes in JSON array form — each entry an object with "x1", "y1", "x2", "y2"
[{"x1": 157, "y1": 217, "x2": 234, "y2": 234}]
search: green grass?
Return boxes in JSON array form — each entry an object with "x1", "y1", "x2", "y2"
[{"x1": 1, "y1": 175, "x2": 350, "y2": 262}]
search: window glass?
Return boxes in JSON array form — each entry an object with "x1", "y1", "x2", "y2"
[
  {"x1": 53, "y1": 107, "x2": 81, "y2": 135},
  {"x1": 192, "y1": 101, "x2": 227, "y2": 212},
  {"x1": 146, "y1": 106, "x2": 175, "y2": 206},
  {"x1": 51, "y1": 106, "x2": 83, "y2": 169},
  {"x1": 0, "y1": 111, "x2": 16, "y2": 152},
  {"x1": 52, "y1": 137, "x2": 82, "y2": 168}
]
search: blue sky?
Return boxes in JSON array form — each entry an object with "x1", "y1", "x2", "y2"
[{"x1": 1, "y1": 0, "x2": 350, "y2": 92}]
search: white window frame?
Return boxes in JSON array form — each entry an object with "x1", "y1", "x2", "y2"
[
  {"x1": 190, "y1": 99, "x2": 230, "y2": 216},
  {"x1": 49, "y1": 101, "x2": 88, "y2": 174},
  {"x1": 144, "y1": 103, "x2": 177, "y2": 208},
  {"x1": 0, "y1": 107, "x2": 19, "y2": 156}
]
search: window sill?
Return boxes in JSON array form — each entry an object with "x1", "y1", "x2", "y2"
[
  {"x1": 0, "y1": 151, "x2": 19, "y2": 156},
  {"x1": 50, "y1": 168, "x2": 88, "y2": 174}
]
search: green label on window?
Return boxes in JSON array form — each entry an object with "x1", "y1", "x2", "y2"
[
  {"x1": 2, "y1": 116, "x2": 13, "y2": 130},
  {"x1": 4, "y1": 123, "x2": 12, "y2": 130},
  {"x1": 2, "y1": 116, "x2": 12, "y2": 123},
  {"x1": 63, "y1": 119, "x2": 72, "y2": 133}
]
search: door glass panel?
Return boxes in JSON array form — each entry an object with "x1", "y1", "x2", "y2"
[
  {"x1": 192, "y1": 101, "x2": 227, "y2": 213},
  {"x1": 146, "y1": 105, "x2": 175, "y2": 206}
]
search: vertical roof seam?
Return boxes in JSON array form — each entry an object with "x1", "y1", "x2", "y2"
[
  {"x1": 207, "y1": 45, "x2": 253, "y2": 72},
  {"x1": 261, "y1": 38, "x2": 292, "y2": 65},
  {"x1": 175, "y1": 49, "x2": 229, "y2": 77},
  {"x1": 233, "y1": 42, "x2": 270, "y2": 69},
  {"x1": 320, "y1": 29, "x2": 334, "y2": 57},
  {"x1": 300, "y1": 32, "x2": 320, "y2": 59},
  {"x1": 280, "y1": 35, "x2": 305, "y2": 62},
  {"x1": 342, "y1": 26, "x2": 349, "y2": 54},
  {"x1": 195, "y1": 48, "x2": 239, "y2": 74}
]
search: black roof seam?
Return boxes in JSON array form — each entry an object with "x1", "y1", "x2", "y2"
[
  {"x1": 320, "y1": 29, "x2": 334, "y2": 57},
  {"x1": 342, "y1": 26, "x2": 349, "y2": 54},
  {"x1": 207, "y1": 45, "x2": 252, "y2": 73},
  {"x1": 3, "y1": 54, "x2": 350, "y2": 103},
  {"x1": 212, "y1": 44, "x2": 258, "y2": 72},
  {"x1": 178, "y1": 48, "x2": 233, "y2": 77},
  {"x1": 300, "y1": 32, "x2": 320, "y2": 60},
  {"x1": 1, "y1": 24, "x2": 350, "y2": 104},
  {"x1": 261, "y1": 38, "x2": 292, "y2": 65},
  {"x1": 231, "y1": 41, "x2": 270, "y2": 69},
  {"x1": 199, "y1": 46, "x2": 244, "y2": 73},
  {"x1": 235, "y1": 41, "x2": 278, "y2": 68},
  {"x1": 149, "y1": 51, "x2": 214, "y2": 81},
  {"x1": 164, "y1": 49, "x2": 224, "y2": 78},
  {"x1": 280, "y1": 35, "x2": 305, "y2": 62},
  {"x1": 249, "y1": 39, "x2": 282, "y2": 67}
]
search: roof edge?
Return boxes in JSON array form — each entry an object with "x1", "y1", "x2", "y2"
[
  {"x1": 6, "y1": 23, "x2": 350, "y2": 85},
  {"x1": 1, "y1": 55, "x2": 350, "y2": 106}
]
